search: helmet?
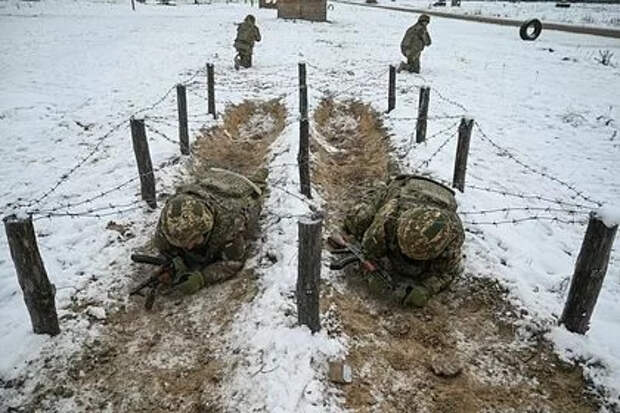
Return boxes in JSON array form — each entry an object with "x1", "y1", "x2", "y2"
[
  {"x1": 246, "y1": 14, "x2": 256, "y2": 24},
  {"x1": 396, "y1": 206, "x2": 453, "y2": 261},
  {"x1": 419, "y1": 14, "x2": 430, "y2": 23},
  {"x1": 161, "y1": 194, "x2": 214, "y2": 249}
]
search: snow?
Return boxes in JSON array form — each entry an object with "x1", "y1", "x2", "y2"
[
  {"x1": 597, "y1": 206, "x2": 620, "y2": 228},
  {"x1": 349, "y1": 0, "x2": 620, "y2": 29},
  {"x1": 1, "y1": 0, "x2": 620, "y2": 410}
]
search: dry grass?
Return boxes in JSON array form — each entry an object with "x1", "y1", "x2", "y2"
[
  {"x1": 192, "y1": 99, "x2": 286, "y2": 178},
  {"x1": 312, "y1": 99, "x2": 393, "y2": 222}
]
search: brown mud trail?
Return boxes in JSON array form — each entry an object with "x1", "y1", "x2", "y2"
[
  {"x1": 8, "y1": 99, "x2": 286, "y2": 413},
  {"x1": 312, "y1": 98, "x2": 599, "y2": 412}
]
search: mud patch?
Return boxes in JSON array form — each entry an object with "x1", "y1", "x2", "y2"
[
  {"x1": 312, "y1": 98, "x2": 393, "y2": 226},
  {"x1": 193, "y1": 99, "x2": 286, "y2": 178},
  {"x1": 312, "y1": 99, "x2": 598, "y2": 411}
]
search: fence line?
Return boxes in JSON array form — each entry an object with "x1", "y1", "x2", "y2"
[
  {"x1": 460, "y1": 206, "x2": 590, "y2": 216},
  {"x1": 463, "y1": 216, "x2": 588, "y2": 226},
  {"x1": 401, "y1": 120, "x2": 460, "y2": 160},
  {"x1": 465, "y1": 184, "x2": 596, "y2": 209},
  {"x1": 474, "y1": 122, "x2": 603, "y2": 207}
]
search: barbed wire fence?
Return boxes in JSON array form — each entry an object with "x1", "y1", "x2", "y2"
[{"x1": 2, "y1": 58, "x2": 616, "y2": 339}]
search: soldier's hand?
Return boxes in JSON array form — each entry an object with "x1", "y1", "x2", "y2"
[{"x1": 176, "y1": 271, "x2": 206, "y2": 295}]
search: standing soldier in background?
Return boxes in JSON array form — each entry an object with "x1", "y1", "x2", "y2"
[
  {"x1": 234, "y1": 14, "x2": 262, "y2": 70},
  {"x1": 398, "y1": 14, "x2": 432, "y2": 74}
]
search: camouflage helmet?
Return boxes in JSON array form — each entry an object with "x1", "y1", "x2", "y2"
[
  {"x1": 418, "y1": 14, "x2": 430, "y2": 23},
  {"x1": 396, "y1": 206, "x2": 453, "y2": 261},
  {"x1": 245, "y1": 14, "x2": 256, "y2": 24},
  {"x1": 161, "y1": 194, "x2": 214, "y2": 249}
]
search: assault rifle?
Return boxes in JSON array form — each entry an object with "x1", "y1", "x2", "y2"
[
  {"x1": 327, "y1": 233, "x2": 396, "y2": 291},
  {"x1": 130, "y1": 254, "x2": 174, "y2": 310}
]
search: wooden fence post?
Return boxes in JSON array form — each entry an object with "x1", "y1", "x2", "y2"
[
  {"x1": 388, "y1": 65, "x2": 396, "y2": 113},
  {"x1": 3, "y1": 215, "x2": 60, "y2": 336},
  {"x1": 299, "y1": 62, "x2": 308, "y2": 120},
  {"x1": 130, "y1": 118, "x2": 157, "y2": 208},
  {"x1": 559, "y1": 213, "x2": 618, "y2": 334},
  {"x1": 207, "y1": 63, "x2": 216, "y2": 119},
  {"x1": 176, "y1": 84, "x2": 190, "y2": 155},
  {"x1": 452, "y1": 118, "x2": 474, "y2": 192},
  {"x1": 298, "y1": 118, "x2": 312, "y2": 198},
  {"x1": 297, "y1": 214, "x2": 323, "y2": 333},
  {"x1": 416, "y1": 86, "x2": 430, "y2": 143}
]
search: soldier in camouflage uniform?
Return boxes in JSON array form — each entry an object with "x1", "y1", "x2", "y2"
[
  {"x1": 398, "y1": 14, "x2": 432, "y2": 74},
  {"x1": 234, "y1": 15, "x2": 262, "y2": 70},
  {"x1": 344, "y1": 175, "x2": 464, "y2": 307},
  {"x1": 153, "y1": 168, "x2": 263, "y2": 294}
]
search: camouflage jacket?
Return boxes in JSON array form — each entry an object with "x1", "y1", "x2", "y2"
[
  {"x1": 234, "y1": 21, "x2": 261, "y2": 54},
  {"x1": 344, "y1": 175, "x2": 464, "y2": 288},
  {"x1": 153, "y1": 169, "x2": 263, "y2": 278},
  {"x1": 400, "y1": 23, "x2": 432, "y2": 56}
]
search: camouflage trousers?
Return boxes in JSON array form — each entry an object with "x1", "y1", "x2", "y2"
[
  {"x1": 235, "y1": 52, "x2": 252, "y2": 69},
  {"x1": 398, "y1": 51, "x2": 421, "y2": 74}
]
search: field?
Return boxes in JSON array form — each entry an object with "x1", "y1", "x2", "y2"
[{"x1": 1, "y1": 0, "x2": 619, "y2": 411}]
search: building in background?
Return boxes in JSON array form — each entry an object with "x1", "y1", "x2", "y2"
[{"x1": 277, "y1": 0, "x2": 327, "y2": 22}]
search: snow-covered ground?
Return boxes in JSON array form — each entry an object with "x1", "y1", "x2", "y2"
[
  {"x1": 350, "y1": 0, "x2": 620, "y2": 28},
  {"x1": 1, "y1": 0, "x2": 620, "y2": 410}
]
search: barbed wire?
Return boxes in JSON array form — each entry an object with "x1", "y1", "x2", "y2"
[
  {"x1": 473, "y1": 122, "x2": 603, "y2": 207},
  {"x1": 145, "y1": 122, "x2": 179, "y2": 144},
  {"x1": 29, "y1": 165, "x2": 165, "y2": 215},
  {"x1": 22, "y1": 120, "x2": 129, "y2": 210},
  {"x1": 459, "y1": 206, "x2": 590, "y2": 216},
  {"x1": 10, "y1": 65, "x2": 209, "y2": 212},
  {"x1": 33, "y1": 204, "x2": 144, "y2": 221},
  {"x1": 463, "y1": 216, "x2": 588, "y2": 226},
  {"x1": 388, "y1": 114, "x2": 464, "y2": 122},
  {"x1": 432, "y1": 88, "x2": 469, "y2": 114},
  {"x1": 32, "y1": 199, "x2": 144, "y2": 219},
  {"x1": 465, "y1": 184, "x2": 596, "y2": 209},
  {"x1": 400, "y1": 120, "x2": 460, "y2": 160}
]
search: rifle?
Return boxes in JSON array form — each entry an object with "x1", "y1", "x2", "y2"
[
  {"x1": 327, "y1": 233, "x2": 396, "y2": 290},
  {"x1": 130, "y1": 254, "x2": 174, "y2": 310}
]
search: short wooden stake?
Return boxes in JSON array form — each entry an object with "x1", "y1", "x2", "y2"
[
  {"x1": 207, "y1": 63, "x2": 216, "y2": 119},
  {"x1": 176, "y1": 84, "x2": 190, "y2": 155},
  {"x1": 130, "y1": 118, "x2": 157, "y2": 208},
  {"x1": 416, "y1": 86, "x2": 430, "y2": 143},
  {"x1": 299, "y1": 62, "x2": 308, "y2": 119},
  {"x1": 559, "y1": 213, "x2": 618, "y2": 334},
  {"x1": 298, "y1": 118, "x2": 311, "y2": 198},
  {"x1": 452, "y1": 118, "x2": 474, "y2": 192},
  {"x1": 388, "y1": 65, "x2": 396, "y2": 113},
  {"x1": 297, "y1": 214, "x2": 323, "y2": 333},
  {"x1": 3, "y1": 215, "x2": 60, "y2": 336}
]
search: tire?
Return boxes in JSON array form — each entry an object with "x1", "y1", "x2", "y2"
[{"x1": 520, "y1": 19, "x2": 542, "y2": 41}]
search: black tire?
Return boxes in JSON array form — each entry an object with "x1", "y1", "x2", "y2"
[{"x1": 520, "y1": 19, "x2": 543, "y2": 41}]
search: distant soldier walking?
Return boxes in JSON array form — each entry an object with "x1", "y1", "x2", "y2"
[
  {"x1": 234, "y1": 14, "x2": 262, "y2": 70},
  {"x1": 398, "y1": 14, "x2": 432, "y2": 74}
]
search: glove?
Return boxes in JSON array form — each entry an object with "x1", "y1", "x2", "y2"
[
  {"x1": 176, "y1": 271, "x2": 205, "y2": 295},
  {"x1": 171, "y1": 257, "x2": 188, "y2": 274},
  {"x1": 402, "y1": 285, "x2": 430, "y2": 308}
]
